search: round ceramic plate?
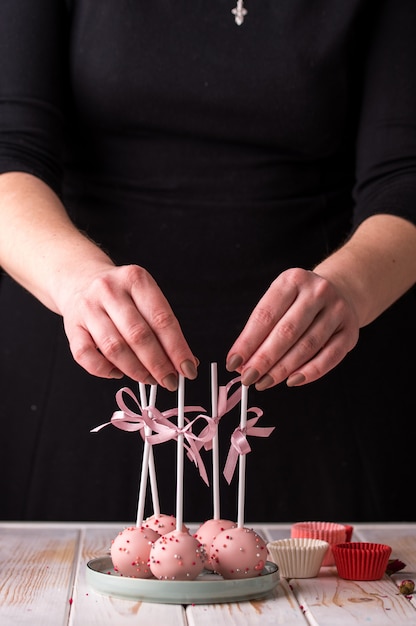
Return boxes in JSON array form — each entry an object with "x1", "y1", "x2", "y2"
[{"x1": 86, "y1": 556, "x2": 280, "y2": 604}]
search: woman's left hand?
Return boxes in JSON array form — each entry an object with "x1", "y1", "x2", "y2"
[
  {"x1": 226, "y1": 267, "x2": 360, "y2": 389},
  {"x1": 227, "y1": 215, "x2": 416, "y2": 390}
]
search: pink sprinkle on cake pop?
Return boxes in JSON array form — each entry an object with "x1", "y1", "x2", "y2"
[
  {"x1": 111, "y1": 526, "x2": 160, "y2": 578},
  {"x1": 149, "y1": 530, "x2": 206, "y2": 580},
  {"x1": 194, "y1": 518, "x2": 236, "y2": 570},
  {"x1": 210, "y1": 527, "x2": 268, "y2": 579},
  {"x1": 144, "y1": 513, "x2": 188, "y2": 536}
]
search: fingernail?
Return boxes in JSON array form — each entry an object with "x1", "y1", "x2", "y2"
[
  {"x1": 255, "y1": 374, "x2": 274, "y2": 391},
  {"x1": 110, "y1": 369, "x2": 124, "y2": 379},
  {"x1": 226, "y1": 354, "x2": 244, "y2": 371},
  {"x1": 181, "y1": 359, "x2": 198, "y2": 380},
  {"x1": 286, "y1": 373, "x2": 306, "y2": 387},
  {"x1": 162, "y1": 373, "x2": 178, "y2": 392},
  {"x1": 241, "y1": 367, "x2": 260, "y2": 386},
  {"x1": 144, "y1": 374, "x2": 158, "y2": 386}
]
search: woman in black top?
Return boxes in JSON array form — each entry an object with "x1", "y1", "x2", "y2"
[{"x1": 0, "y1": 0, "x2": 415, "y2": 523}]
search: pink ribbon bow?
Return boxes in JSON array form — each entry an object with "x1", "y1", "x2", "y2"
[
  {"x1": 91, "y1": 388, "x2": 148, "y2": 434},
  {"x1": 90, "y1": 386, "x2": 212, "y2": 484},
  {"x1": 223, "y1": 408, "x2": 275, "y2": 484},
  {"x1": 90, "y1": 386, "x2": 204, "y2": 437},
  {"x1": 146, "y1": 412, "x2": 217, "y2": 486},
  {"x1": 91, "y1": 387, "x2": 170, "y2": 435},
  {"x1": 194, "y1": 376, "x2": 243, "y2": 453}
]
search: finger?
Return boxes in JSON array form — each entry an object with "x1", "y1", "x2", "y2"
[
  {"x1": 66, "y1": 324, "x2": 125, "y2": 380},
  {"x1": 234, "y1": 282, "x2": 335, "y2": 386},
  {"x1": 226, "y1": 278, "x2": 300, "y2": 371},
  {"x1": 102, "y1": 296, "x2": 184, "y2": 390},
  {"x1": 243, "y1": 306, "x2": 337, "y2": 386},
  {"x1": 255, "y1": 319, "x2": 359, "y2": 390},
  {"x1": 81, "y1": 265, "x2": 198, "y2": 389},
  {"x1": 66, "y1": 301, "x2": 163, "y2": 385},
  {"x1": 285, "y1": 328, "x2": 357, "y2": 386},
  {"x1": 128, "y1": 268, "x2": 198, "y2": 379}
]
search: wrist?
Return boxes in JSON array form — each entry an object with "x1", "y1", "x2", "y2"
[
  {"x1": 44, "y1": 232, "x2": 115, "y2": 315},
  {"x1": 313, "y1": 252, "x2": 366, "y2": 327}
]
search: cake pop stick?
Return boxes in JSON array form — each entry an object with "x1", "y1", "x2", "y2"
[
  {"x1": 149, "y1": 374, "x2": 206, "y2": 579},
  {"x1": 210, "y1": 362, "x2": 221, "y2": 520},
  {"x1": 175, "y1": 374, "x2": 185, "y2": 532},
  {"x1": 193, "y1": 365, "x2": 236, "y2": 570},
  {"x1": 138, "y1": 383, "x2": 161, "y2": 518},
  {"x1": 136, "y1": 383, "x2": 158, "y2": 527},
  {"x1": 210, "y1": 383, "x2": 269, "y2": 579},
  {"x1": 237, "y1": 383, "x2": 248, "y2": 529}
]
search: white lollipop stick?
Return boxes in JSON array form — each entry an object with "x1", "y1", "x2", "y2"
[
  {"x1": 135, "y1": 383, "x2": 159, "y2": 526},
  {"x1": 146, "y1": 384, "x2": 160, "y2": 518},
  {"x1": 237, "y1": 384, "x2": 248, "y2": 529},
  {"x1": 175, "y1": 375, "x2": 185, "y2": 532},
  {"x1": 210, "y1": 362, "x2": 220, "y2": 520}
]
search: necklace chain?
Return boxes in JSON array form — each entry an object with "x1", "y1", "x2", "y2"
[{"x1": 232, "y1": 0, "x2": 247, "y2": 26}]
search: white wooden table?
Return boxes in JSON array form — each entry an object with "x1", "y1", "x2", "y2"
[{"x1": 1, "y1": 522, "x2": 415, "y2": 625}]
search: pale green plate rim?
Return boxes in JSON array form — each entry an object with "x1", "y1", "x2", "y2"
[{"x1": 86, "y1": 556, "x2": 280, "y2": 604}]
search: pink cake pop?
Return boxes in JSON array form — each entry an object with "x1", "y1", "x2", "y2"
[
  {"x1": 149, "y1": 376, "x2": 206, "y2": 581},
  {"x1": 137, "y1": 385, "x2": 187, "y2": 537},
  {"x1": 194, "y1": 518, "x2": 236, "y2": 570},
  {"x1": 149, "y1": 529, "x2": 206, "y2": 580},
  {"x1": 110, "y1": 525, "x2": 160, "y2": 578},
  {"x1": 210, "y1": 384, "x2": 270, "y2": 579},
  {"x1": 144, "y1": 513, "x2": 188, "y2": 536},
  {"x1": 210, "y1": 526, "x2": 268, "y2": 579},
  {"x1": 194, "y1": 365, "x2": 236, "y2": 569}
]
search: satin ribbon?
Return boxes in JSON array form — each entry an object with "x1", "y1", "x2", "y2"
[
  {"x1": 146, "y1": 412, "x2": 217, "y2": 486},
  {"x1": 90, "y1": 386, "x2": 213, "y2": 484},
  {"x1": 90, "y1": 387, "x2": 177, "y2": 435},
  {"x1": 194, "y1": 376, "x2": 242, "y2": 453},
  {"x1": 223, "y1": 408, "x2": 275, "y2": 484}
]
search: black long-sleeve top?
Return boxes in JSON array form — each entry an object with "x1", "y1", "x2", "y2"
[{"x1": 0, "y1": 1, "x2": 415, "y2": 523}]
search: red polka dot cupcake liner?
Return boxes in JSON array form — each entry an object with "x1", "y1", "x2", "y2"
[{"x1": 332, "y1": 542, "x2": 392, "y2": 580}]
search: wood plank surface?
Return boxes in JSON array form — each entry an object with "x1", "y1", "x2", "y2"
[
  {"x1": 267, "y1": 523, "x2": 416, "y2": 626},
  {"x1": 186, "y1": 580, "x2": 307, "y2": 626},
  {"x1": 0, "y1": 526, "x2": 78, "y2": 626},
  {"x1": 290, "y1": 568, "x2": 416, "y2": 626},
  {"x1": 186, "y1": 525, "x2": 305, "y2": 626},
  {"x1": 69, "y1": 525, "x2": 187, "y2": 626},
  {"x1": 356, "y1": 523, "x2": 416, "y2": 613},
  {"x1": 1, "y1": 522, "x2": 415, "y2": 626}
]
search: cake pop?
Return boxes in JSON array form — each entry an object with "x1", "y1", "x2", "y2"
[
  {"x1": 210, "y1": 383, "x2": 272, "y2": 579},
  {"x1": 110, "y1": 525, "x2": 160, "y2": 578},
  {"x1": 144, "y1": 513, "x2": 188, "y2": 536},
  {"x1": 193, "y1": 365, "x2": 236, "y2": 569},
  {"x1": 194, "y1": 518, "x2": 236, "y2": 570},
  {"x1": 149, "y1": 375, "x2": 206, "y2": 581},
  {"x1": 210, "y1": 526, "x2": 268, "y2": 579},
  {"x1": 149, "y1": 529, "x2": 206, "y2": 580}
]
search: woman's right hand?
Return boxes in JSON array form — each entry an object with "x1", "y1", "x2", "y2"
[
  {"x1": 60, "y1": 263, "x2": 198, "y2": 390},
  {"x1": 0, "y1": 174, "x2": 197, "y2": 391}
]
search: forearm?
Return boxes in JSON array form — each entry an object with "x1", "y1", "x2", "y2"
[
  {"x1": 0, "y1": 172, "x2": 114, "y2": 314},
  {"x1": 314, "y1": 214, "x2": 416, "y2": 327}
]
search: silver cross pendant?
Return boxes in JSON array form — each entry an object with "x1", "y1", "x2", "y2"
[{"x1": 232, "y1": 0, "x2": 247, "y2": 26}]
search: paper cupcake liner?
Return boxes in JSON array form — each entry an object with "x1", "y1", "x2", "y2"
[
  {"x1": 343, "y1": 524, "x2": 354, "y2": 541},
  {"x1": 332, "y1": 542, "x2": 392, "y2": 580},
  {"x1": 267, "y1": 538, "x2": 330, "y2": 578},
  {"x1": 291, "y1": 521, "x2": 347, "y2": 566}
]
